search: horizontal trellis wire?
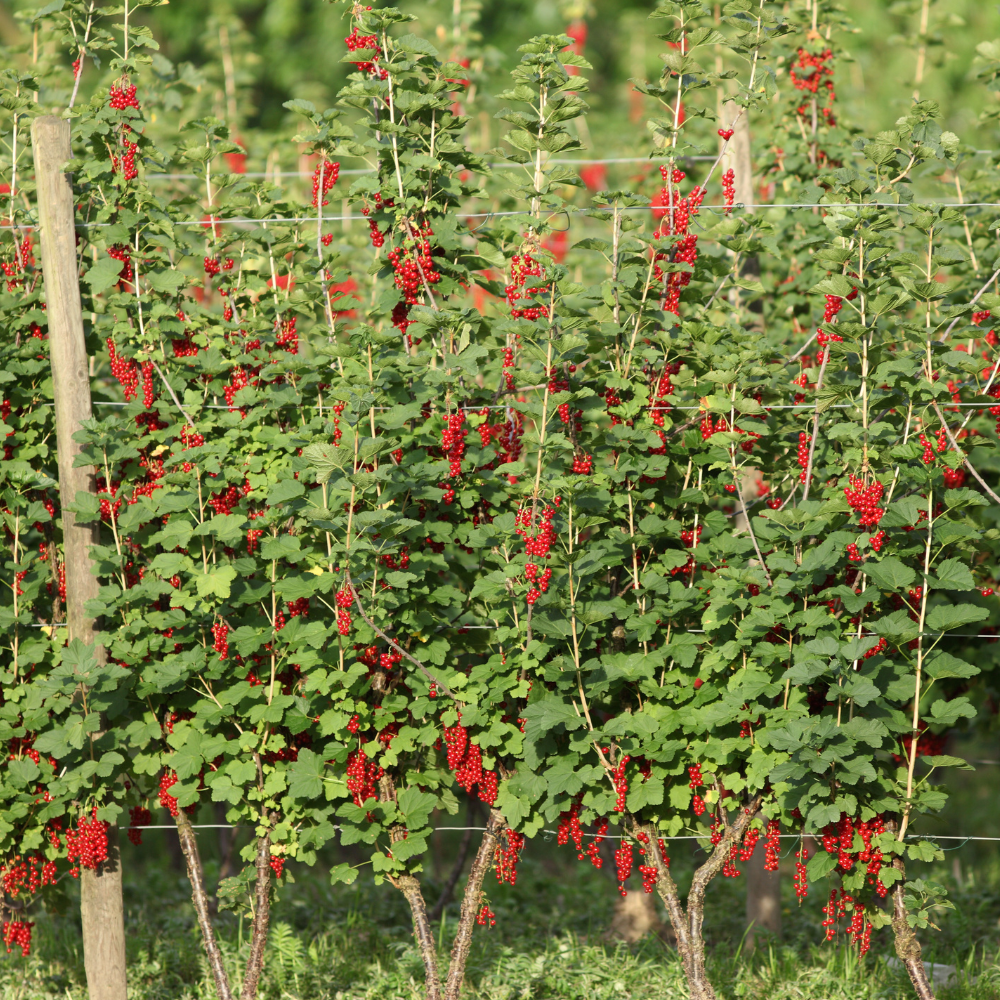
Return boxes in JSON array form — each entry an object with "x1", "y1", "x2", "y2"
[{"x1": 125, "y1": 823, "x2": 1000, "y2": 842}]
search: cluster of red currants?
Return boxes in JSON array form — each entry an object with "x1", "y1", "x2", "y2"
[
  {"x1": 65, "y1": 809, "x2": 110, "y2": 876},
  {"x1": 506, "y1": 254, "x2": 548, "y2": 320},
  {"x1": 107, "y1": 334, "x2": 139, "y2": 402},
  {"x1": 820, "y1": 813, "x2": 888, "y2": 897},
  {"x1": 158, "y1": 771, "x2": 180, "y2": 818},
  {"x1": 789, "y1": 48, "x2": 837, "y2": 125},
  {"x1": 612, "y1": 755, "x2": 630, "y2": 812},
  {"x1": 345, "y1": 28, "x2": 387, "y2": 79},
  {"x1": 212, "y1": 622, "x2": 229, "y2": 659},
  {"x1": 919, "y1": 428, "x2": 948, "y2": 465},
  {"x1": 345, "y1": 749, "x2": 384, "y2": 808},
  {"x1": 555, "y1": 800, "x2": 608, "y2": 868},
  {"x1": 2, "y1": 920, "x2": 33, "y2": 956},
  {"x1": 495, "y1": 830, "x2": 525, "y2": 885},
  {"x1": 614, "y1": 841, "x2": 633, "y2": 896},
  {"x1": 1, "y1": 854, "x2": 57, "y2": 896},
  {"x1": 108, "y1": 81, "x2": 141, "y2": 180},
  {"x1": 722, "y1": 168, "x2": 735, "y2": 213},
  {"x1": 523, "y1": 562, "x2": 552, "y2": 606},
  {"x1": 387, "y1": 226, "x2": 441, "y2": 305},
  {"x1": 442, "y1": 412, "x2": 466, "y2": 478},
  {"x1": 361, "y1": 193, "x2": 390, "y2": 248},
  {"x1": 844, "y1": 475, "x2": 885, "y2": 528},
  {"x1": 311, "y1": 160, "x2": 341, "y2": 207},
  {"x1": 335, "y1": 587, "x2": 353, "y2": 635},
  {"x1": 688, "y1": 763, "x2": 706, "y2": 816},
  {"x1": 442, "y1": 719, "x2": 498, "y2": 805}
]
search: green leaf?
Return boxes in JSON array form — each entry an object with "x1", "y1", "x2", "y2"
[
  {"x1": 925, "y1": 604, "x2": 988, "y2": 632},
  {"x1": 921, "y1": 755, "x2": 974, "y2": 770},
  {"x1": 329, "y1": 862, "x2": 360, "y2": 885},
  {"x1": 260, "y1": 535, "x2": 303, "y2": 561},
  {"x1": 287, "y1": 749, "x2": 325, "y2": 800},
  {"x1": 267, "y1": 479, "x2": 306, "y2": 506},
  {"x1": 923, "y1": 651, "x2": 978, "y2": 679},
  {"x1": 907, "y1": 839, "x2": 944, "y2": 862},
  {"x1": 930, "y1": 558, "x2": 976, "y2": 591},
  {"x1": 866, "y1": 557, "x2": 916, "y2": 592},
  {"x1": 396, "y1": 786, "x2": 436, "y2": 830},
  {"x1": 806, "y1": 851, "x2": 839, "y2": 881},
  {"x1": 925, "y1": 697, "x2": 975, "y2": 726},
  {"x1": 195, "y1": 566, "x2": 238, "y2": 599},
  {"x1": 85, "y1": 255, "x2": 127, "y2": 294},
  {"x1": 145, "y1": 269, "x2": 187, "y2": 294}
]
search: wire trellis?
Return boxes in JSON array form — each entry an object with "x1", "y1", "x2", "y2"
[
  {"x1": 3, "y1": 199, "x2": 1000, "y2": 232},
  {"x1": 127, "y1": 822, "x2": 1000, "y2": 842}
]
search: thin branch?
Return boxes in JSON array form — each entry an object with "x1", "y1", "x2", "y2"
[
  {"x1": 345, "y1": 571, "x2": 457, "y2": 700},
  {"x1": 733, "y1": 474, "x2": 773, "y2": 588},
  {"x1": 800, "y1": 348, "x2": 831, "y2": 503},
  {"x1": 939, "y1": 267, "x2": 1000, "y2": 343},
  {"x1": 150, "y1": 358, "x2": 196, "y2": 428}
]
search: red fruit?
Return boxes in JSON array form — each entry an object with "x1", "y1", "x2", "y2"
[{"x1": 158, "y1": 771, "x2": 180, "y2": 817}]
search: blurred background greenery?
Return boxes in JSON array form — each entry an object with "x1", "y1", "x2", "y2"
[{"x1": 3, "y1": 0, "x2": 1000, "y2": 141}]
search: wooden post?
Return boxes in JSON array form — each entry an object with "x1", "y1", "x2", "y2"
[
  {"x1": 722, "y1": 101, "x2": 763, "y2": 322},
  {"x1": 722, "y1": 100, "x2": 755, "y2": 212},
  {"x1": 31, "y1": 114, "x2": 129, "y2": 1000}
]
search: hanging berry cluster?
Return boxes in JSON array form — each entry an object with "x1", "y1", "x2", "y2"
[
  {"x1": 108, "y1": 80, "x2": 141, "y2": 180},
  {"x1": 158, "y1": 771, "x2": 180, "y2": 817},
  {"x1": 789, "y1": 47, "x2": 837, "y2": 126},
  {"x1": 612, "y1": 755, "x2": 630, "y2": 811},
  {"x1": 651, "y1": 166, "x2": 705, "y2": 316},
  {"x1": 345, "y1": 27, "x2": 388, "y2": 78},
  {"x1": 821, "y1": 888, "x2": 873, "y2": 954},
  {"x1": 345, "y1": 749, "x2": 384, "y2": 808},
  {"x1": 311, "y1": 160, "x2": 341, "y2": 207},
  {"x1": 505, "y1": 253, "x2": 548, "y2": 321},
  {"x1": 494, "y1": 829, "x2": 525, "y2": 885},
  {"x1": 819, "y1": 813, "x2": 889, "y2": 897},
  {"x1": 1, "y1": 854, "x2": 58, "y2": 897},
  {"x1": 127, "y1": 805, "x2": 151, "y2": 846},
  {"x1": 442, "y1": 411, "x2": 466, "y2": 479},
  {"x1": 335, "y1": 586, "x2": 353, "y2": 636},
  {"x1": 387, "y1": 224, "x2": 441, "y2": 305},
  {"x1": 2, "y1": 920, "x2": 33, "y2": 957},
  {"x1": 688, "y1": 763, "x2": 706, "y2": 815},
  {"x1": 555, "y1": 801, "x2": 608, "y2": 867},
  {"x1": 107, "y1": 336, "x2": 138, "y2": 400},
  {"x1": 442, "y1": 718, "x2": 498, "y2": 805},
  {"x1": 64, "y1": 809, "x2": 109, "y2": 877},
  {"x1": 844, "y1": 476, "x2": 885, "y2": 528},
  {"x1": 614, "y1": 840, "x2": 633, "y2": 896}
]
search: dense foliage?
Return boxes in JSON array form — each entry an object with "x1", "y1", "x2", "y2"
[{"x1": 1, "y1": 1, "x2": 999, "y2": 998}]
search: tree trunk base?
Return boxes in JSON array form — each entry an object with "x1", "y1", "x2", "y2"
[{"x1": 606, "y1": 890, "x2": 673, "y2": 944}]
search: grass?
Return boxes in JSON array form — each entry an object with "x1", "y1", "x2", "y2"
[{"x1": 2, "y1": 823, "x2": 999, "y2": 1000}]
